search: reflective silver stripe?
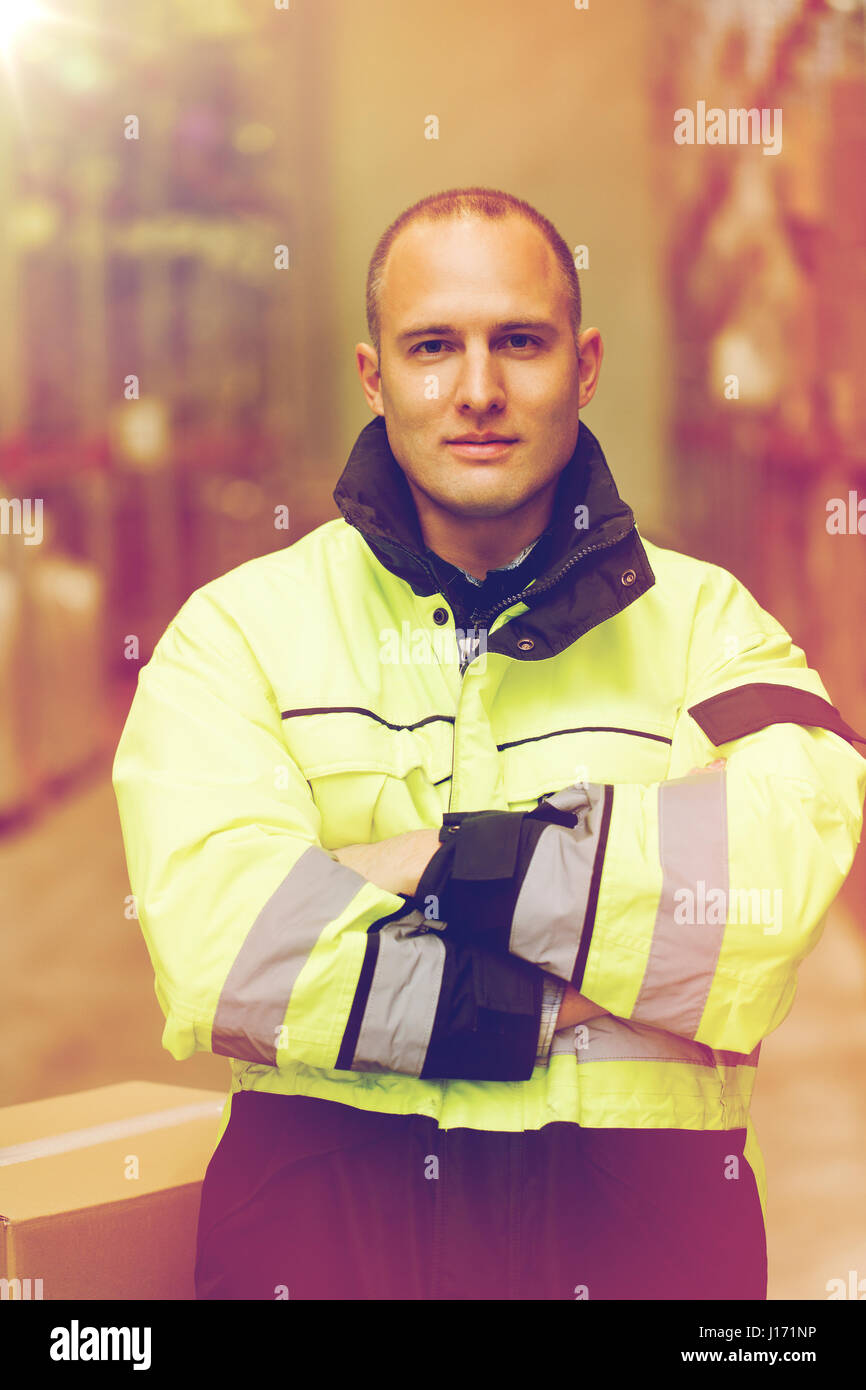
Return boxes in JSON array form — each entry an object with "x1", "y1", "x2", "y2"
[
  {"x1": 509, "y1": 784, "x2": 605, "y2": 978},
  {"x1": 352, "y1": 912, "x2": 446, "y2": 1075},
  {"x1": 212, "y1": 845, "x2": 363, "y2": 1064},
  {"x1": 550, "y1": 1016, "x2": 760, "y2": 1068},
  {"x1": 632, "y1": 769, "x2": 728, "y2": 1037}
]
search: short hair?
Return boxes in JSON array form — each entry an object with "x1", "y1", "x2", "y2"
[{"x1": 365, "y1": 185, "x2": 581, "y2": 358}]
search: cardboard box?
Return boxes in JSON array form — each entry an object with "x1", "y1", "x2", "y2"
[{"x1": 0, "y1": 1081, "x2": 228, "y2": 1300}]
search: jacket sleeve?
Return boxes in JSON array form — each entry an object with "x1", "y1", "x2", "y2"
[
  {"x1": 111, "y1": 589, "x2": 544, "y2": 1083},
  {"x1": 416, "y1": 568, "x2": 866, "y2": 1057}
]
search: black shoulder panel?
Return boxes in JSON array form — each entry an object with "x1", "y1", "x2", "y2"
[{"x1": 687, "y1": 682, "x2": 866, "y2": 748}]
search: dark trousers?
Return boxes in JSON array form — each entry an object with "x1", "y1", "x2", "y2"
[{"x1": 195, "y1": 1091, "x2": 767, "y2": 1301}]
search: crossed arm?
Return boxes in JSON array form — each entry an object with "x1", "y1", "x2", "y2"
[
  {"x1": 113, "y1": 566, "x2": 866, "y2": 1085},
  {"x1": 334, "y1": 757, "x2": 728, "y2": 1036},
  {"x1": 334, "y1": 829, "x2": 603, "y2": 1032}
]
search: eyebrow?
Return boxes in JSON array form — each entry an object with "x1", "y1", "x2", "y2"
[{"x1": 396, "y1": 319, "x2": 558, "y2": 344}]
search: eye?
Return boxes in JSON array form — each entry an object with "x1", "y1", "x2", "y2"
[{"x1": 409, "y1": 334, "x2": 541, "y2": 356}]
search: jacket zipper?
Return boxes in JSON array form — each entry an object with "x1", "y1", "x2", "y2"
[
  {"x1": 459, "y1": 523, "x2": 636, "y2": 677},
  {"x1": 447, "y1": 522, "x2": 637, "y2": 810}
]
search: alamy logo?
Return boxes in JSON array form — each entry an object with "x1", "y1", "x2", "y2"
[
  {"x1": 0, "y1": 1277, "x2": 43, "y2": 1299},
  {"x1": 674, "y1": 880, "x2": 783, "y2": 934},
  {"x1": 0, "y1": 496, "x2": 43, "y2": 544},
  {"x1": 674, "y1": 102, "x2": 782, "y2": 156},
  {"x1": 49, "y1": 1320, "x2": 152, "y2": 1371},
  {"x1": 379, "y1": 622, "x2": 487, "y2": 667},
  {"x1": 826, "y1": 492, "x2": 866, "y2": 534}
]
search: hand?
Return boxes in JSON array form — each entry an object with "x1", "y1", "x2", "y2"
[
  {"x1": 688, "y1": 757, "x2": 727, "y2": 774},
  {"x1": 555, "y1": 982, "x2": 610, "y2": 1031},
  {"x1": 332, "y1": 828, "x2": 441, "y2": 898}
]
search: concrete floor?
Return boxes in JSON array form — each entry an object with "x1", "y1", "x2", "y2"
[{"x1": 2, "y1": 762, "x2": 864, "y2": 1301}]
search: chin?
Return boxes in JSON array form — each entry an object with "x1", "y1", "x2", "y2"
[{"x1": 439, "y1": 493, "x2": 523, "y2": 520}]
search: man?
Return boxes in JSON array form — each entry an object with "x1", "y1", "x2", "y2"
[{"x1": 112, "y1": 186, "x2": 866, "y2": 1301}]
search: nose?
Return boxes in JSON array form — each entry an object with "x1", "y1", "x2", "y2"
[{"x1": 453, "y1": 345, "x2": 506, "y2": 416}]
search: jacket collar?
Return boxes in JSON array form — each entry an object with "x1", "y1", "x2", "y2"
[{"x1": 333, "y1": 414, "x2": 655, "y2": 662}]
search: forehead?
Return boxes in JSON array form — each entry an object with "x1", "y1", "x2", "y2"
[{"x1": 379, "y1": 214, "x2": 568, "y2": 330}]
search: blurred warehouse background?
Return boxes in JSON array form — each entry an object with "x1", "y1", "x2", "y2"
[{"x1": 1, "y1": 0, "x2": 865, "y2": 1299}]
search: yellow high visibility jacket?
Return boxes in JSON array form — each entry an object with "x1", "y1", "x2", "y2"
[{"x1": 112, "y1": 417, "x2": 866, "y2": 1222}]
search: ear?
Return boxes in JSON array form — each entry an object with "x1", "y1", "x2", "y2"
[
  {"x1": 355, "y1": 342, "x2": 384, "y2": 416},
  {"x1": 575, "y1": 328, "x2": 603, "y2": 410}
]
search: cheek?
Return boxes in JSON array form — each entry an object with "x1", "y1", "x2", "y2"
[
  {"x1": 506, "y1": 358, "x2": 579, "y2": 408},
  {"x1": 388, "y1": 367, "x2": 451, "y2": 419}
]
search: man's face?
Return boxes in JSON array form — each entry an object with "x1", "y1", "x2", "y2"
[{"x1": 360, "y1": 214, "x2": 593, "y2": 524}]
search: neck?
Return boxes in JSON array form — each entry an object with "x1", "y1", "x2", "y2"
[{"x1": 407, "y1": 478, "x2": 558, "y2": 582}]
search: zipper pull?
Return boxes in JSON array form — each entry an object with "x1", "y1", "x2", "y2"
[
  {"x1": 457, "y1": 631, "x2": 472, "y2": 676},
  {"x1": 457, "y1": 623, "x2": 482, "y2": 675}
]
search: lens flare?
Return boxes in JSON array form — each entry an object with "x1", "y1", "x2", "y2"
[{"x1": 0, "y1": 0, "x2": 42, "y2": 49}]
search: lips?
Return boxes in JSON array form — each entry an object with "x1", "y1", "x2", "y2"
[
  {"x1": 445, "y1": 437, "x2": 518, "y2": 460},
  {"x1": 447, "y1": 435, "x2": 516, "y2": 444}
]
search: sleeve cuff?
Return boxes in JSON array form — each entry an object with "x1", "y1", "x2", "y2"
[
  {"x1": 415, "y1": 803, "x2": 581, "y2": 955},
  {"x1": 414, "y1": 792, "x2": 609, "y2": 990},
  {"x1": 420, "y1": 939, "x2": 545, "y2": 1081}
]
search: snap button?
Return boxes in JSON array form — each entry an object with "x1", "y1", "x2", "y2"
[
  {"x1": 517, "y1": 638, "x2": 534, "y2": 652},
  {"x1": 432, "y1": 607, "x2": 449, "y2": 625},
  {"x1": 621, "y1": 569, "x2": 636, "y2": 586}
]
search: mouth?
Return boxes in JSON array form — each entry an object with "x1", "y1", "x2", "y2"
[{"x1": 445, "y1": 438, "x2": 518, "y2": 461}]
